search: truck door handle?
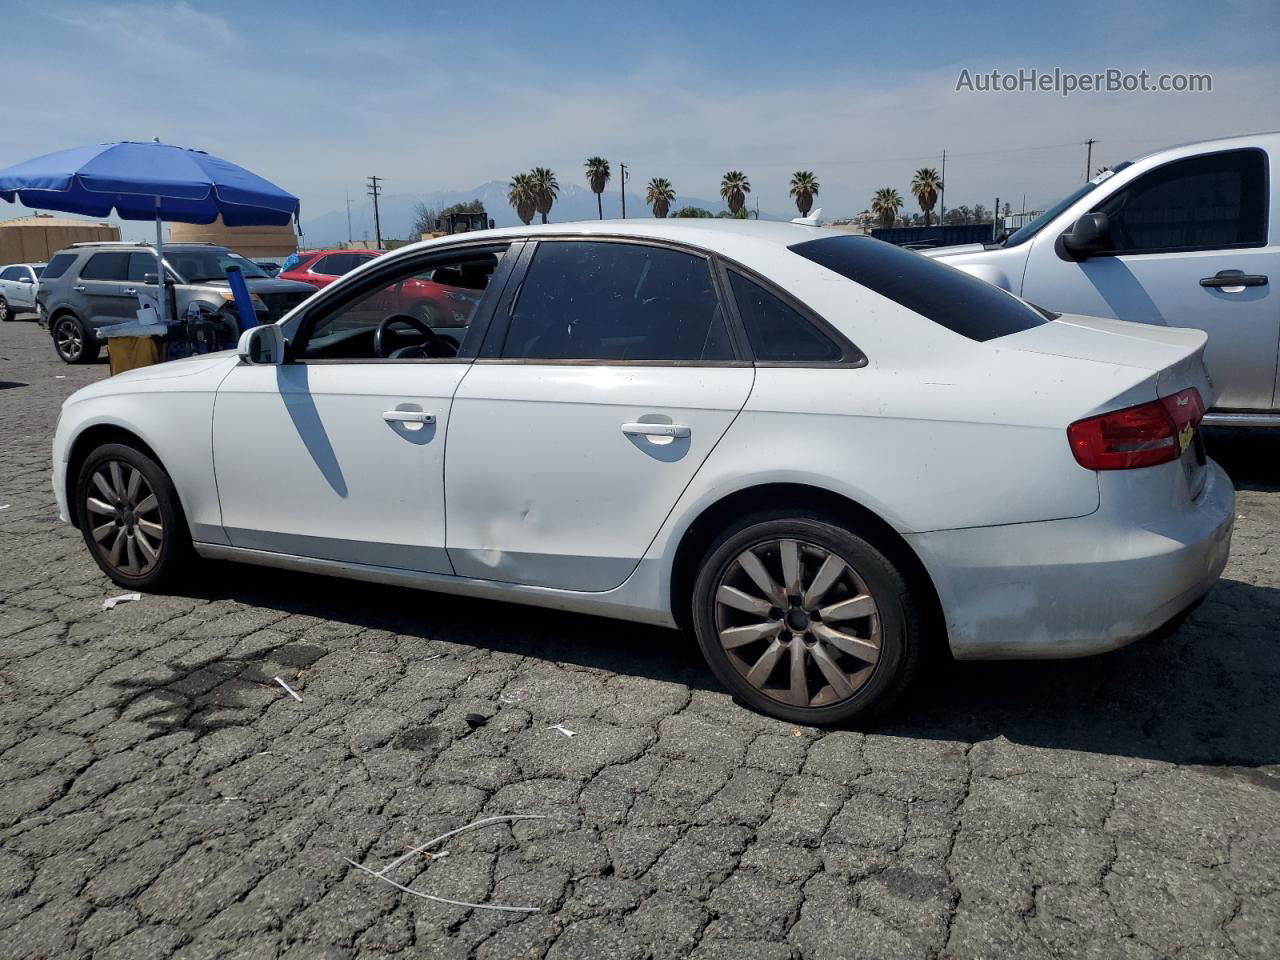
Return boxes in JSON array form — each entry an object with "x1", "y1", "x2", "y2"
[
  {"x1": 622, "y1": 422, "x2": 691, "y2": 439},
  {"x1": 383, "y1": 410, "x2": 435, "y2": 424},
  {"x1": 1200, "y1": 270, "x2": 1267, "y2": 289},
  {"x1": 73, "y1": 284, "x2": 86, "y2": 292}
]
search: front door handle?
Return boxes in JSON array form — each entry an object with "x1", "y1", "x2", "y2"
[
  {"x1": 383, "y1": 410, "x2": 435, "y2": 424},
  {"x1": 122, "y1": 287, "x2": 137, "y2": 296},
  {"x1": 622, "y1": 422, "x2": 691, "y2": 439},
  {"x1": 73, "y1": 284, "x2": 86, "y2": 292},
  {"x1": 1200, "y1": 270, "x2": 1268, "y2": 289}
]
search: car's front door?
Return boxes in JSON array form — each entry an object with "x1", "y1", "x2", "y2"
[
  {"x1": 444, "y1": 238, "x2": 754, "y2": 592},
  {"x1": 211, "y1": 243, "x2": 514, "y2": 572},
  {"x1": 1021, "y1": 147, "x2": 1277, "y2": 411}
]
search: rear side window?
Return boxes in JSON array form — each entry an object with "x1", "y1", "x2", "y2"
[
  {"x1": 502, "y1": 241, "x2": 734, "y2": 362},
  {"x1": 0, "y1": 267, "x2": 20, "y2": 281},
  {"x1": 42, "y1": 254, "x2": 76, "y2": 279},
  {"x1": 312, "y1": 254, "x2": 353, "y2": 275},
  {"x1": 790, "y1": 236, "x2": 1048, "y2": 342},
  {"x1": 728, "y1": 272, "x2": 842, "y2": 362},
  {"x1": 79, "y1": 252, "x2": 130, "y2": 281},
  {"x1": 1094, "y1": 149, "x2": 1267, "y2": 253}
]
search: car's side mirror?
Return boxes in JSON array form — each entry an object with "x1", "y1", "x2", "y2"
[
  {"x1": 18, "y1": 275, "x2": 32, "y2": 283},
  {"x1": 143, "y1": 273, "x2": 159, "y2": 285},
  {"x1": 1059, "y1": 212, "x2": 1112, "y2": 260},
  {"x1": 238, "y1": 324, "x2": 285, "y2": 365}
]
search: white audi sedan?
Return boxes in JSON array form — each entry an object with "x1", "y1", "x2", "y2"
[{"x1": 52, "y1": 221, "x2": 1234, "y2": 723}]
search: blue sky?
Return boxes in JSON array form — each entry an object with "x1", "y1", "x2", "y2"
[{"x1": 1, "y1": 0, "x2": 1276, "y2": 236}]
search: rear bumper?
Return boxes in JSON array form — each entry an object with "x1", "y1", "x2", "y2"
[{"x1": 907, "y1": 459, "x2": 1234, "y2": 659}]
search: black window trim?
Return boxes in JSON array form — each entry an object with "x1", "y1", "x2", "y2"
[
  {"x1": 1070, "y1": 146, "x2": 1270, "y2": 259},
  {"x1": 284, "y1": 239, "x2": 520, "y2": 365},
  {"x1": 476, "y1": 235, "x2": 753, "y2": 367},
  {"x1": 713, "y1": 256, "x2": 867, "y2": 368}
]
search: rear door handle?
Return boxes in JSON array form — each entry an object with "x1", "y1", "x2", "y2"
[
  {"x1": 383, "y1": 410, "x2": 435, "y2": 424},
  {"x1": 73, "y1": 284, "x2": 86, "y2": 292},
  {"x1": 1200, "y1": 270, "x2": 1267, "y2": 288},
  {"x1": 622, "y1": 422, "x2": 691, "y2": 439},
  {"x1": 123, "y1": 287, "x2": 137, "y2": 296}
]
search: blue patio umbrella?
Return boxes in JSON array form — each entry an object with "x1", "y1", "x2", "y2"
[{"x1": 0, "y1": 141, "x2": 300, "y2": 324}]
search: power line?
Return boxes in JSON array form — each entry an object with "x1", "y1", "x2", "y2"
[{"x1": 366, "y1": 176, "x2": 383, "y2": 250}]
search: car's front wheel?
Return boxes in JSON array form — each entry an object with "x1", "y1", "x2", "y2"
[
  {"x1": 692, "y1": 513, "x2": 923, "y2": 725},
  {"x1": 53, "y1": 315, "x2": 99, "y2": 363},
  {"x1": 75, "y1": 443, "x2": 193, "y2": 590}
]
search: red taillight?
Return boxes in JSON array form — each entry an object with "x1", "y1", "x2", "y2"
[{"x1": 1067, "y1": 388, "x2": 1204, "y2": 470}]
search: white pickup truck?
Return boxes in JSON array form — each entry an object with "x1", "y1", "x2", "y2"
[{"x1": 927, "y1": 132, "x2": 1278, "y2": 425}]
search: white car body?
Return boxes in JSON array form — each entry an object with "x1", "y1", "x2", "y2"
[
  {"x1": 0, "y1": 262, "x2": 44, "y2": 317},
  {"x1": 926, "y1": 132, "x2": 1280, "y2": 424},
  {"x1": 52, "y1": 220, "x2": 1233, "y2": 661}
]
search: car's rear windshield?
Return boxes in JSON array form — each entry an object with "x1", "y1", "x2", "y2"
[{"x1": 789, "y1": 236, "x2": 1050, "y2": 342}]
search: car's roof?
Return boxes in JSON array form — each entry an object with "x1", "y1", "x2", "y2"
[{"x1": 406, "y1": 218, "x2": 849, "y2": 263}]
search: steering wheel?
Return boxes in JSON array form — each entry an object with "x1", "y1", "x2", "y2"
[{"x1": 373, "y1": 313, "x2": 455, "y2": 359}]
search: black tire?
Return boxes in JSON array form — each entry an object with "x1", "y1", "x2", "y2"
[
  {"x1": 691, "y1": 512, "x2": 923, "y2": 725},
  {"x1": 0, "y1": 297, "x2": 10, "y2": 322},
  {"x1": 75, "y1": 442, "x2": 193, "y2": 590},
  {"x1": 52, "y1": 314, "x2": 100, "y2": 364}
]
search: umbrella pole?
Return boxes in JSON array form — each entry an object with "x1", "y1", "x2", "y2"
[{"x1": 154, "y1": 198, "x2": 166, "y2": 325}]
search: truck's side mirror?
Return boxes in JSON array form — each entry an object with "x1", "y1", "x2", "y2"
[
  {"x1": 142, "y1": 273, "x2": 159, "y2": 285},
  {"x1": 1059, "y1": 212, "x2": 1112, "y2": 260},
  {"x1": 238, "y1": 324, "x2": 284, "y2": 365}
]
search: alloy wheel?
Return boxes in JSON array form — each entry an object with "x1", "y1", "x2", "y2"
[
  {"x1": 55, "y1": 319, "x2": 83, "y2": 361},
  {"x1": 714, "y1": 538, "x2": 881, "y2": 709},
  {"x1": 0, "y1": 299, "x2": 9, "y2": 321},
  {"x1": 84, "y1": 459, "x2": 164, "y2": 577}
]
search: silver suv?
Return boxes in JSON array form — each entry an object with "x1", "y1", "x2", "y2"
[{"x1": 36, "y1": 242, "x2": 315, "y2": 363}]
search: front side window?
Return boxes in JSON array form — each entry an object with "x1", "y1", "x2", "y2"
[
  {"x1": 1094, "y1": 149, "x2": 1267, "y2": 253},
  {"x1": 167, "y1": 250, "x2": 269, "y2": 283},
  {"x1": 42, "y1": 253, "x2": 77, "y2": 280},
  {"x1": 299, "y1": 248, "x2": 505, "y2": 361},
  {"x1": 80, "y1": 252, "x2": 130, "y2": 281},
  {"x1": 728, "y1": 271, "x2": 843, "y2": 362},
  {"x1": 501, "y1": 241, "x2": 733, "y2": 362},
  {"x1": 127, "y1": 253, "x2": 164, "y2": 283}
]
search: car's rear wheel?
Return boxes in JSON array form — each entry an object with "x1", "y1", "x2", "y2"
[
  {"x1": 0, "y1": 297, "x2": 10, "y2": 322},
  {"x1": 53, "y1": 315, "x2": 99, "y2": 363},
  {"x1": 76, "y1": 443, "x2": 192, "y2": 590},
  {"x1": 691, "y1": 513, "x2": 923, "y2": 725}
]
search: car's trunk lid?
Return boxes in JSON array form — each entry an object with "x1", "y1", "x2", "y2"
[{"x1": 1003, "y1": 313, "x2": 1212, "y2": 496}]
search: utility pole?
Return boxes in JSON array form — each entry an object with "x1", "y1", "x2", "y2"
[
  {"x1": 345, "y1": 191, "x2": 353, "y2": 244},
  {"x1": 1083, "y1": 138, "x2": 1097, "y2": 181},
  {"x1": 994, "y1": 196, "x2": 1000, "y2": 239},
  {"x1": 366, "y1": 175, "x2": 384, "y2": 250},
  {"x1": 939, "y1": 148, "x2": 947, "y2": 225},
  {"x1": 619, "y1": 163, "x2": 628, "y2": 219}
]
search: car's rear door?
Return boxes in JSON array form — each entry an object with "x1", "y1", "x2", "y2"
[
  {"x1": 444, "y1": 238, "x2": 754, "y2": 591},
  {"x1": 76, "y1": 251, "x2": 135, "y2": 321}
]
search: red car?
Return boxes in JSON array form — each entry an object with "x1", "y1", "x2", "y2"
[
  {"x1": 278, "y1": 249, "x2": 383, "y2": 290},
  {"x1": 280, "y1": 249, "x2": 482, "y2": 327}
]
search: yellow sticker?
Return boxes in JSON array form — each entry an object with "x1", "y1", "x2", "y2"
[{"x1": 1178, "y1": 424, "x2": 1195, "y2": 451}]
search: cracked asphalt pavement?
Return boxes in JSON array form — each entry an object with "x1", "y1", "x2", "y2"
[{"x1": 1, "y1": 318, "x2": 1278, "y2": 959}]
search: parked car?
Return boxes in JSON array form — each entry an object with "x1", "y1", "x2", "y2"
[
  {"x1": 280, "y1": 249, "x2": 483, "y2": 326},
  {"x1": 254, "y1": 260, "x2": 283, "y2": 277},
  {"x1": 927, "y1": 132, "x2": 1279, "y2": 425},
  {"x1": 36, "y1": 242, "x2": 317, "y2": 363},
  {"x1": 0, "y1": 261, "x2": 45, "y2": 320},
  {"x1": 52, "y1": 221, "x2": 1233, "y2": 724},
  {"x1": 278, "y1": 249, "x2": 383, "y2": 290}
]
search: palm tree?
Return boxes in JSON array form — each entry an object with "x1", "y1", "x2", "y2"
[
  {"x1": 909, "y1": 168, "x2": 943, "y2": 226},
  {"x1": 529, "y1": 167, "x2": 559, "y2": 224},
  {"x1": 789, "y1": 171, "x2": 820, "y2": 217},
  {"x1": 507, "y1": 173, "x2": 536, "y2": 226},
  {"x1": 585, "y1": 157, "x2": 610, "y2": 219},
  {"x1": 871, "y1": 188, "x2": 904, "y2": 228},
  {"x1": 645, "y1": 177, "x2": 676, "y2": 218},
  {"x1": 719, "y1": 170, "x2": 751, "y2": 216}
]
